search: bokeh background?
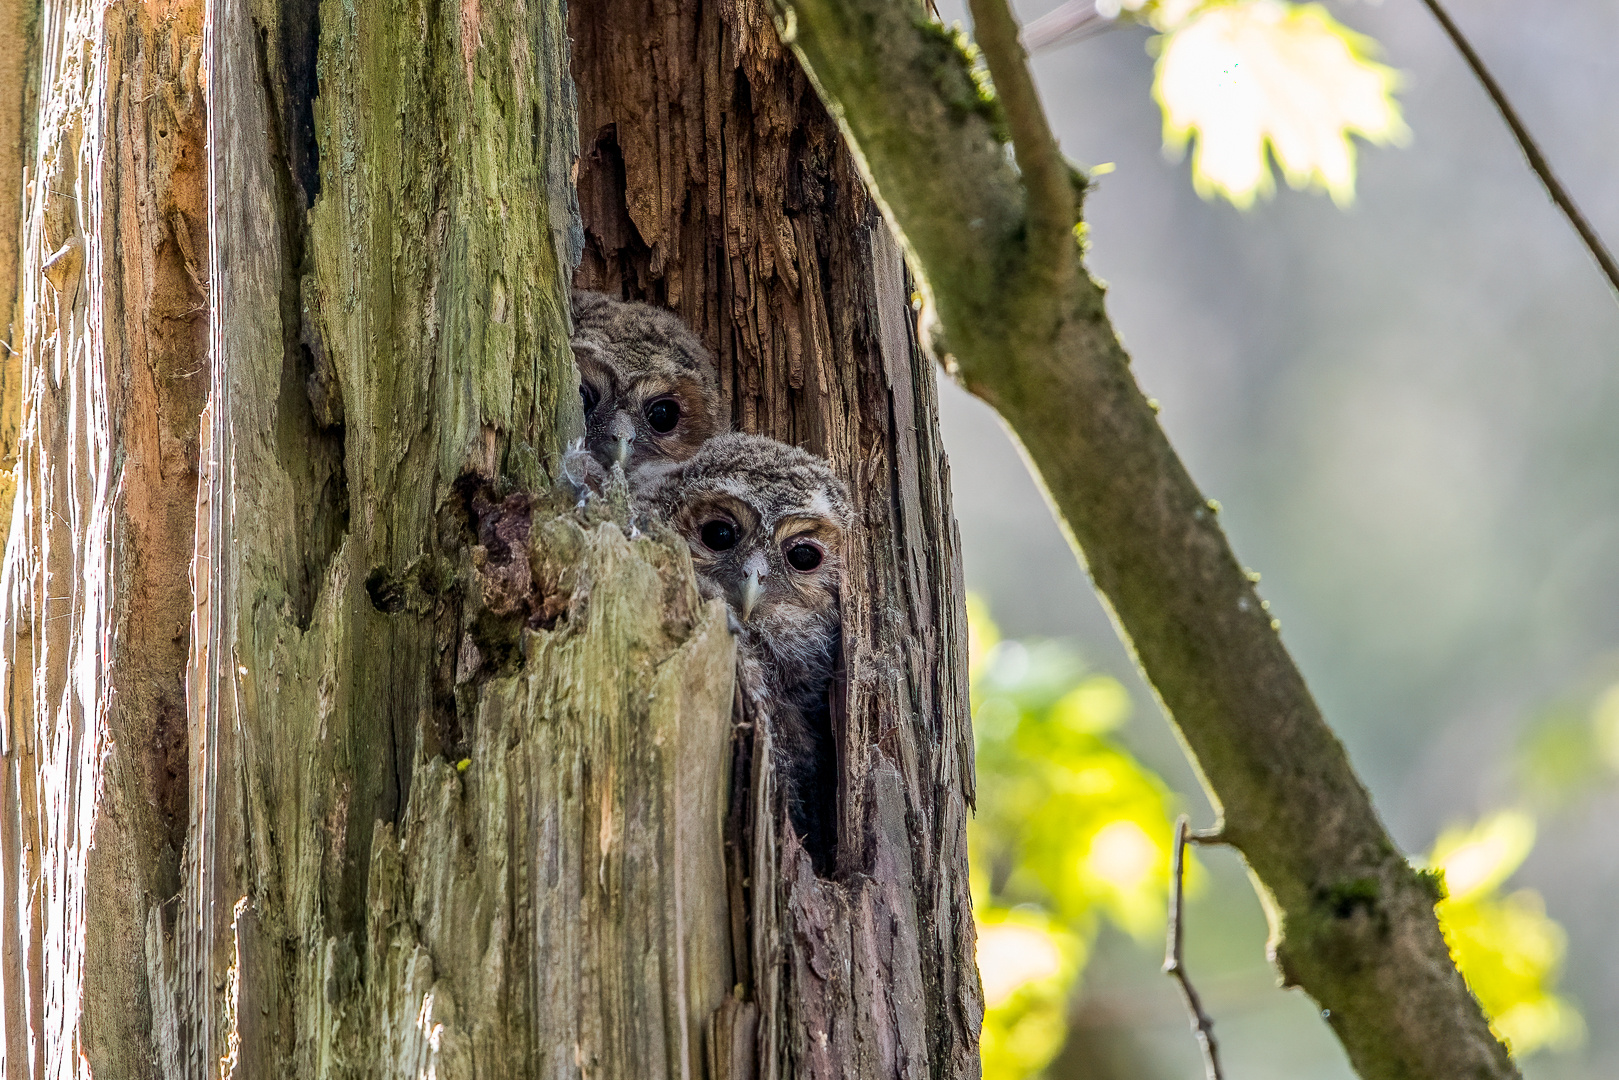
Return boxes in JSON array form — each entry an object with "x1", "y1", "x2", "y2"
[{"x1": 930, "y1": 0, "x2": 1619, "y2": 1075}]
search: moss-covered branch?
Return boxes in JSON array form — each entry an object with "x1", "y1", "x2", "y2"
[{"x1": 772, "y1": 0, "x2": 1520, "y2": 1075}]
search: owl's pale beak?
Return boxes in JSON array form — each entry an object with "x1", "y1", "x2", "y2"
[
  {"x1": 738, "y1": 568, "x2": 764, "y2": 622},
  {"x1": 608, "y1": 410, "x2": 636, "y2": 466}
]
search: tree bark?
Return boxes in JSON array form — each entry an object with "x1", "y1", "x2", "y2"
[
  {"x1": 571, "y1": 3, "x2": 980, "y2": 1075},
  {"x1": 0, "y1": 0, "x2": 209, "y2": 1072},
  {"x1": 177, "y1": 0, "x2": 745, "y2": 1068},
  {"x1": 0, "y1": 0, "x2": 36, "y2": 526},
  {"x1": 0, "y1": 0, "x2": 981, "y2": 1074},
  {"x1": 770, "y1": 0, "x2": 1519, "y2": 1076}
]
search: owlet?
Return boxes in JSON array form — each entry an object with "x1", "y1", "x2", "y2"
[
  {"x1": 640, "y1": 432, "x2": 851, "y2": 867},
  {"x1": 569, "y1": 290, "x2": 724, "y2": 481}
]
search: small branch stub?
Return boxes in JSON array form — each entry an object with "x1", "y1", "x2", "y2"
[{"x1": 1165, "y1": 815, "x2": 1224, "y2": 1080}]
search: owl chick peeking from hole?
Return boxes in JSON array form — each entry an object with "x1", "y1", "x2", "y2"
[
  {"x1": 567, "y1": 290, "x2": 724, "y2": 486},
  {"x1": 640, "y1": 433, "x2": 852, "y2": 870},
  {"x1": 566, "y1": 291, "x2": 850, "y2": 870}
]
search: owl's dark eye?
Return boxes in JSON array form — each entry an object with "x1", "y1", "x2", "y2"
[
  {"x1": 785, "y1": 542, "x2": 823, "y2": 572},
  {"x1": 644, "y1": 397, "x2": 681, "y2": 434},
  {"x1": 700, "y1": 519, "x2": 739, "y2": 552},
  {"x1": 580, "y1": 382, "x2": 600, "y2": 414}
]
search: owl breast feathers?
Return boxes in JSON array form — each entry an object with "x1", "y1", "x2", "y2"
[
  {"x1": 569, "y1": 290, "x2": 723, "y2": 479},
  {"x1": 638, "y1": 432, "x2": 851, "y2": 867}
]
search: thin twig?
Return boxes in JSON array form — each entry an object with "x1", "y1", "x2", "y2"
[
  {"x1": 967, "y1": 0, "x2": 1077, "y2": 284},
  {"x1": 1165, "y1": 815, "x2": 1224, "y2": 1080},
  {"x1": 1416, "y1": 0, "x2": 1619, "y2": 302}
]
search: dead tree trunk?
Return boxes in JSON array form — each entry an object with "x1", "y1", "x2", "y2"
[
  {"x1": 570, "y1": 5, "x2": 981, "y2": 1076},
  {"x1": 0, "y1": 0, "x2": 209, "y2": 1072},
  {"x1": 0, "y1": 0, "x2": 980, "y2": 1074}
]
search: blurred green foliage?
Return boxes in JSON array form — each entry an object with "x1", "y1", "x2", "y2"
[
  {"x1": 968, "y1": 596, "x2": 1186, "y2": 1079},
  {"x1": 1517, "y1": 704, "x2": 1608, "y2": 805},
  {"x1": 976, "y1": 907, "x2": 1085, "y2": 1080},
  {"x1": 1518, "y1": 677, "x2": 1619, "y2": 806},
  {"x1": 969, "y1": 592, "x2": 1586, "y2": 1075},
  {"x1": 1420, "y1": 810, "x2": 1584, "y2": 1057}
]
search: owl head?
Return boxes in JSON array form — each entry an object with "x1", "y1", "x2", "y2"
[
  {"x1": 640, "y1": 433, "x2": 852, "y2": 690},
  {"x1": 570, "y1": 290, "x2": 724, "y2": 475}
]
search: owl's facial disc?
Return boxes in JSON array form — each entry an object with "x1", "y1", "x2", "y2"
[{"x1": 568, "y1": 293, "x2": 722, "y2": 475}]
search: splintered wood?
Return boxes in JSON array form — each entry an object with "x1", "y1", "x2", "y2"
[
  {"x1": 0, "y1": 0, "x2": 980, "y2": 1070},
  {"x1": 573, "y1": 0, "x2": 982, "y2": 1075},
  {"x1": 360, "y1": 512, "x2": 737, "y2": 1077}
]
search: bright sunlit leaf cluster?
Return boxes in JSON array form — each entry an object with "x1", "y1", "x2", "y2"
[
  {"x1": 1116, "y1": 0, "x2": 1409, "y2": 207},
  {"x1": 968, "y1": 596, "x2": 1184, "y2": 1079},
  {"x1": 976, "y1": 906, "x2": 1083, "y2": 1080},
  {"x1": 1421, "y1": 811, "x2": 1585, "y2": 1057}
]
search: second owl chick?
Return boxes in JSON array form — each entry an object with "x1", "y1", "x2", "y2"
[
  {"x1": 569, "y1": 290, "x2": 723, "y2": 482},
  {"x1": 640, "y1": 433, "x2": 850, "y2": 867}
]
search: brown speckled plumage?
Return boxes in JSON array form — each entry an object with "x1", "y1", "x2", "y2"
[
  {"x1": 640, "y1": 433, "x2": 850, "y2": 865},
  {"x1": 568, "y1": 290, "x2": 724, "y2": 481}
]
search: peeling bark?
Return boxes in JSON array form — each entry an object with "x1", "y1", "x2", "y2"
[
  {"x1": 0, "y1": 0, "x2": 36, "y2": 538},
  {"x1": 0, "y1": 0, "x2": 208, "y2": 1073},
  {"x1": 0, "y1": 0, "x2": 981, "y2": 1070}
]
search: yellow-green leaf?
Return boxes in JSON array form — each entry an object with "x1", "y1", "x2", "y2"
[
  {"x1": 976, "y1": 908, "x2": 1083, "y2": 1080},
  {"x1": 1420, "y1": 811, "x2": 1585, "y2": 1057},
  {"x1": 1429, "y1": 809, "x2": 1535, "y2": 903},
  {"x1": 1153, "y1": 0, "x2": 1408, "y2": 208}
]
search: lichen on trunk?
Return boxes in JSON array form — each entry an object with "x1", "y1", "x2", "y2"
[
  {"x1": 0, "y1": 0, "x2": 982, "y2": 1069},
  {"x1": 355, "y1": 497, "x2": 738, "y2": 1075},
  {"x1": 171, "y1": 0, "x2": 749, "y2": 1065}
]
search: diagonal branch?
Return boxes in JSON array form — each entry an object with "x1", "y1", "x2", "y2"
[{"x1": 769, "y1": 0, "x2": 1519, "y2": 1076}]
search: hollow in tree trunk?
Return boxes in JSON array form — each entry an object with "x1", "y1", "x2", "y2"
[{"x1": 0, "y1": 0, "x2": 982, "y2": 1074}]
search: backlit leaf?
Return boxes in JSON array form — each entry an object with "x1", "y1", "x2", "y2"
[
  {"x1": 967, "y1": 596, "x2": 1189, "y2": 1077},
  {"x1": 1419, "y1": 812, "x2": 1584, "y2": 1057},
  {"x1": 1153, "y1": 0, "x2": 1408, "y2": 208}
]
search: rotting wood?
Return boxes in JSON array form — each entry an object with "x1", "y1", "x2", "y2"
[
  {"x1": 1, "y1": 0, "x2": 984, "y2": 1070},
  {"x1": 573, "y1": 2, "x2": 983, "y2": 1075},
  {"x1": 165, "y1": 0, "x2": 748, "y2": 1065},
  {"x1": 161, "y1": 0, "x2": 750, "y2": 1067},
  {"x1": 0, "y1": 0, "x2": 208, "y2": 1073},
  {"x1": 354, "y1": 502, "x2": 738, "y2": 1077}
]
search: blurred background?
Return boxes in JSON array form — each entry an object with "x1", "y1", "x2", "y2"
[{"x1": 929, "y1": 0, "x2": 1619, "y2": 1075}]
